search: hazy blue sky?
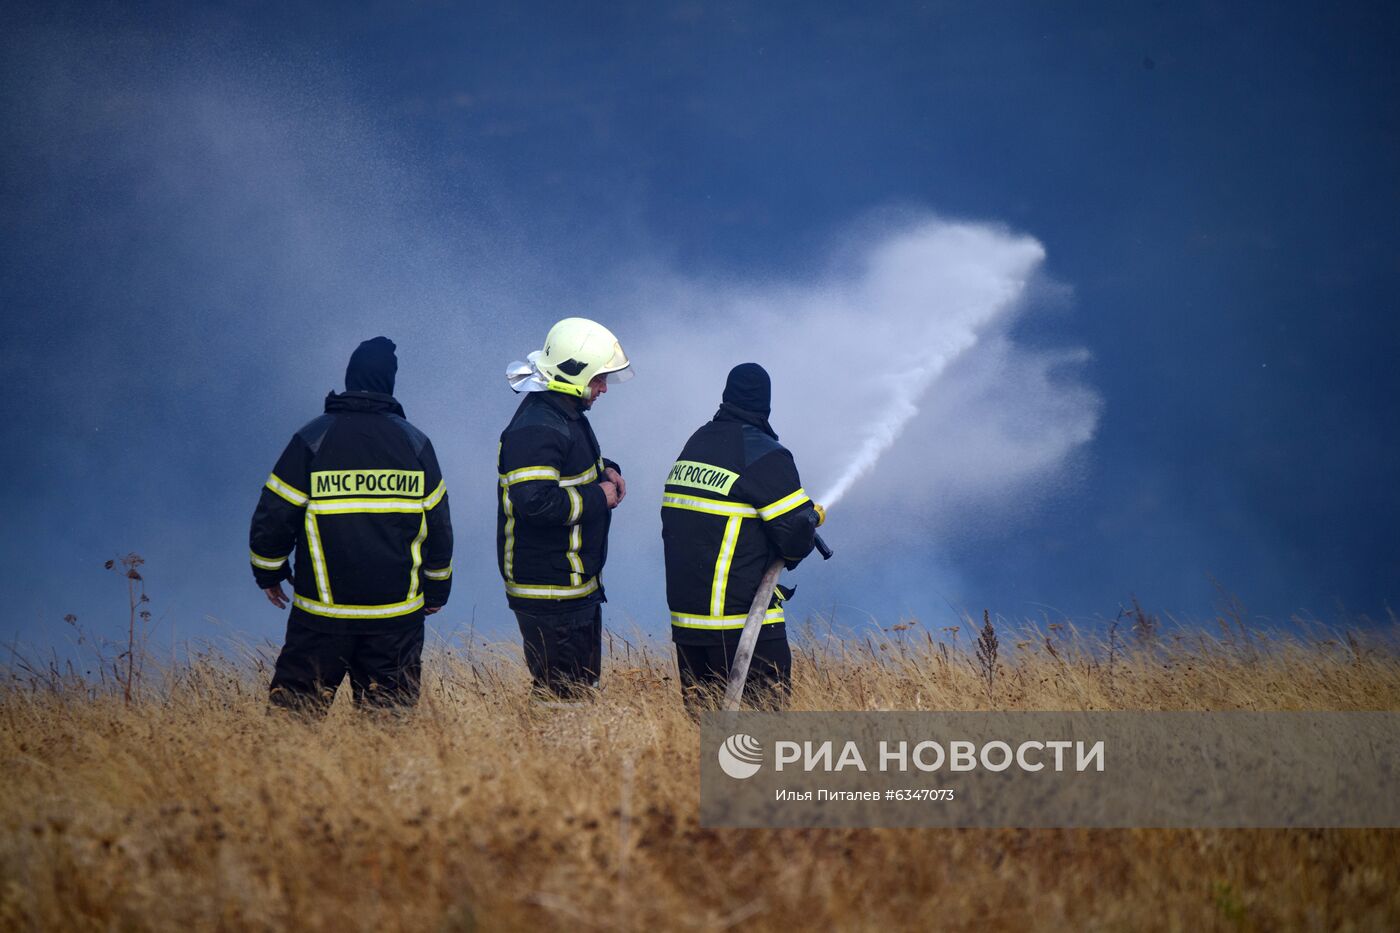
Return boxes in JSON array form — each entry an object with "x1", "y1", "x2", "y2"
[{"x1": 2, "y1": 1, "x2": 1397, "y2": 653}]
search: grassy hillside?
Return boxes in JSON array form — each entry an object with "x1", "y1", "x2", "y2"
[{"x1": 2, "y1": 618, "x2": 1398, "y2": 931}]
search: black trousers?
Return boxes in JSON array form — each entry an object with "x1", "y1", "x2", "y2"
[
  {"x1": 514, "y1": 603, "x2": 602, "y2": 699},
  {"x1": 268, "y1": 617, "x2": 424, "y2": 714},
  {"x1": 676, "y1": 634, "x2": 792, "y2": 713}
]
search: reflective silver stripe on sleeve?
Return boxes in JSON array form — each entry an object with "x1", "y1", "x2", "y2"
[
  {"x1": 757, "y1": 488, "x2": 811, "y2": 521},
  {"x1": 249, "y1": 550, "x2": 288, "y2": 570},
  {"x1": 266, "y1": 473, "x2": 309, "y2": 507},
  {"x1": 423, "y1": 480, "x2": 447, "y2": 510}
]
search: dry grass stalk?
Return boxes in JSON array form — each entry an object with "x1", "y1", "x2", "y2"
[{"x1": 1, "y1": 617, "x2": 1397, "y2": 931}]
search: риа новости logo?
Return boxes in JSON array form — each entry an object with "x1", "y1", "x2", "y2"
[{"x1": 718, "y1": 733, "x2": 763, "y2": 779}]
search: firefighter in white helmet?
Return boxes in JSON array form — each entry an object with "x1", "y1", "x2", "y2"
[{"x1": 497, "y1": 318, "x2": 633, "y2": 699}]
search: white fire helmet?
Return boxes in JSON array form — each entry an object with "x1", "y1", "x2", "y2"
[{"x1": 506, "y1": 317, "x2": 634, "y2": 398}]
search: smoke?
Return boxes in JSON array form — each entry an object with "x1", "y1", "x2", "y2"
[
  {"x1": 596, "y1": 218, "x2": 1097, "y2": 546},
  {"x1": 0, "y1": 19, "x2": 1100, "y2": 648}
]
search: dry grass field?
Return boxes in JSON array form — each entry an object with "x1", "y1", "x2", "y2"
[{"x1": 2, "y1": 614, "x2": 1398, "y2": 931}]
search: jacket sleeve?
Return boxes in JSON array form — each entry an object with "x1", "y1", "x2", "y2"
[
  {"x1": 418, "y1": 438, "x2": 454, "y2": 609},
  {"x1": 249, "y1": 436, "x2": 312, "y2": 589},
  {"x1": 499, "y1": 424, "x2": 609, "y2": 527},
  {"x1": 745, "y1": 449, "x2": 818, "y2": 566}
]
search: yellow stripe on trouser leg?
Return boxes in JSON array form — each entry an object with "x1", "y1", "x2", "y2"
[{"x1": 710, "y1": 515, "x2": 742, "y2": 617}]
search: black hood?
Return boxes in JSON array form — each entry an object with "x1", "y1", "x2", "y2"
[
  {"x1": 714, "y1": 402, "x2": 777, "y2": 440},
  {"x1": 721, "y1": 362, "x2": 771, "y2": 416},
  {"x1": 345, "y1": 336, "x2": 398, "y2": 395},
  {"x1": 324, "y1": 390, "x2": 405, "y2": 418}
]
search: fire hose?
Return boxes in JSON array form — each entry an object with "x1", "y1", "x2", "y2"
[{"x1": 722, "y1": 529, "x2": 832, "y2": 711}]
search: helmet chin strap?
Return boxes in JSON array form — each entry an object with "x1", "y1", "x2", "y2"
[{"x1": 546, "y1": 379, "x2": 588, "y2": 399}]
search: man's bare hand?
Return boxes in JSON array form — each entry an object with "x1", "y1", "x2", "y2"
[
  {"x1": 425, "y1": 606, "x2": 441, "y2": 615},
  {"x1": 599, "y1": 480, "x2": 620, "y2": 508},
  {"x1": 263, "y1": 584, "x2": 289, "y2": 609},
  {"x1": 604, "y1": 467, "x2": 626, "y2": 503}
]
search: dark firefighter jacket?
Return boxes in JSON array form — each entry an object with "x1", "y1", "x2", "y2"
[
  {"x1": 661, "y1": 404, "x2": 819, "y2": 645},
  {"x1": 496, "y1": 391, "x2": 618, "y2": 613},
  {"x1": 249, "y1": 391, "x2": 453, "y2": 633}
]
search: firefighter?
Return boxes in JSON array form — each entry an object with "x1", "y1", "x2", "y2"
[
  {"x1": 249, "y1": 336, "x2": 453, "y2": 713},
  {"x1": 497, "y1": 317, "x2": 632, "y2": 699},
  {"x1": 661, "y1": 363, "x2": 823, "y2": 711}
]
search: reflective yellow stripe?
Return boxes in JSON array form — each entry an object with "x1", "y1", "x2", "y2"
[
  {"x1": 566, "y1": 523, "x2": 584, "y2": 585},
  {"x1": 501, "y1": 464, "x2": 597, "y2": 488},
  {"x1": 423, "y1": 480, "x2": 447, "y2": 510},
  {"x1": 307, "y1": 498, "x2": 423, "y2": 514},
  {"x1": 266, "y1": 473, "x2": 309, "y2": 507},
  {"x1": 500, "y1": 466, "x2": 560, "y2": 485},
  {"x1": 303, "y1": 512, "x2": 332, "y2": 602},
  {"x1": 661, "y1": 493, "x2": 759, "y2": 518},
  {"x1": 559, "y1": 465, "x2": 598, "y2": 487},
  {"x1": 501, "y1": 485, "x2": 516, "y2": 581},
  {"x1": 710, "y1": 515, "x2": 742, "y2": 616},
  {"x1": 422, "y1": 563, "x2": 453, "y2": 581},
  {"x1": 670, "y1": 608, "x2": 785, "y2": 630},
  {"x1": 407, "y1": 512, "x2": 427, "y2": 599},
  {"x1": 758, "y1": 488, "x2": 811, "y2": 521},
  {"x1": 566, "y1": 486, "x2": 582, "y2": 524},
  {"x1": 505, "y1": 577, "x2": 599, "y2": 600},
  {"x1": 293, "y1": 594, "x2": 424, "y2": 619},
  {"x1": 249, "y1": 550, "x2": 287, "y2": 571}
]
